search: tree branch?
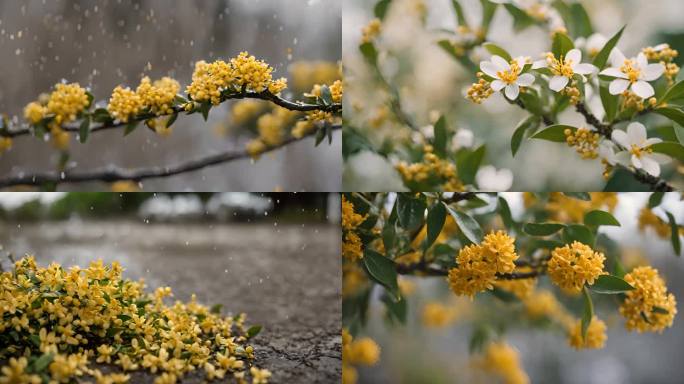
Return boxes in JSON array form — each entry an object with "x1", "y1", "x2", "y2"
[
  {"x1": 396, "y1": 262, "x2": 543, "y2": 280},
  {"x1": 3, "y1": 91, "x2": 341, "y2": 138},
  {"x1": 0, "y1": 126, "x2": 340, "y2": 188}
]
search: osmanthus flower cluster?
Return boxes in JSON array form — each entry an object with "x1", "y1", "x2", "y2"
[
  {"x1": 0, "y1": 256, "x2": 270, "y2": 384},
  {"x1": 342, "y1": 192, "x2": 682, "y2": 384},
  {"x1": 342, "y1": 328, "x2": 380, "y2": 384}
]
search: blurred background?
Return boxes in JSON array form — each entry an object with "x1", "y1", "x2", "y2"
[
  {"x1": 349, "y1": 192, "x2": 684, "y2": 384},
  {"x1": 343, "y1": 0, "x2": 684, "y2": 191},
  {"x1": 0, "y1": 192, "x2": 341, "y2": 382},
  {"x1": 0, "y1": 0, "x2": 341, "y2": 191}
]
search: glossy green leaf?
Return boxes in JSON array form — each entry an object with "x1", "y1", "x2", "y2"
[
  {"x1": 363, "y1": 249, "x2": 400, "y2": 299},
  {"x1": 32, "y1": 353, "x2": 54, "y2": 372},
  {"x1": 374, "y1": 0, "x2": 392, "y2": 19},
  {"x1": 397, "y1": 194, "x2": 426, "y2": 231},
  {"x1": 600, "y1": 85, "x2": 619, "y2": 121},
  {"x1": 563, "y1": 224, "x2": 595, "y2": 246},
  {"x1": 451, "y1": 0, "x2": 469, "y2": 27},
  {"x1": 593, "y1": 25, "x2": 625, "y2": 70},
  {"x1": 584, "y1": 210, "x2": 621, "y2": 227},
  {"x1": 480, "y1": 0, "x2": 498, "y2": 32},
  {"x1": 79, "y1": 117, "x2": 90, "y2": 144},
  {"x1": 457, "y1": 145, "x2": 486, "y2": 185},
  {"x1": 511, "y1": 115, "x2": 540, "y2": 156},
  {"x1": 648, "y1": 192, "x2": 665, "y2": 208},
  {"x1": 503, "y1": 4, "x2": 536, "y2": 31},
  {"x1": 381, "y1": 293, "x2": 407, "y2": 324},
  {"x1": 498, "y1": 197, "x2": 515, "y2": 230},
  {"x1": 433, "y1": 115, "x2": 448, "y2": 158},
  {"x1": 425, "y1": 203, "x2": 447, "y2": 250},
  {"x1": 666, "y1": 212, "x2": 681, "y2": 256},
  {"x1": 247, "y1": 325, "x2": 262, "y2": 338},
  {"x1": 523, "y1": 222, "x2": 565, "y2": 236},
  {"x1": 651, "y1": 141, "x2": 684, "y2": 162},
  {"x1": 359, "y1": 42, "x2": 378, "y2": 66},
  {"x1": 653, "y1": 107, "x2": 684, "y2": 127},
  {"x1": 581, "y1": 287, "x2": 594, "y2": 341},
  {"x1": 445, "y1": 204, "x2": 483, "y2": 244},
  {"x1": 551, "y1": 32, "x2": 574, "y2": 58},
  {"x1": 124, "y1": 121, "x2": 140, "y2": 136},
  {"x1": 590, "y1": 274, "x2": 635, "y2": 294},
  {"x1": 530, "y1": 125, "x2": 576, "y2": 142},
  {"x1": 660, "y1": 80, "x2": 684, "y2": 105},
  {"x1": 570, "y1": 2, "x2": 593, "y2": 37}
]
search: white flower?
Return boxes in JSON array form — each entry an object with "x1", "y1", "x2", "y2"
[
  {"x1": 598, "y1": 142, "x2": 618, "y2": 165},
  {"x1": 575, "y1": 33, "x2": 608, "y2": 57},
  {"x1": 476, "y1": 166, "x2": 513, "y2": 191},
  {"x1": 451, "y1": 129, "x2": 474, "y2": 150},
  {"x1": 419, "y1": 125, "x2": 434, "y2": 139},
  {"x1": 480, "y1": 55, "x2": 535, "y2": 100},
  {"x1": 599, "y1": 50, "x2": 664, "y2": 99},
  {"x1": 611, "y1": 122, "x2": 670, "y2": 176},
  {"x1": 533, "y1": 48, "x2": 597, "y2": 92}
]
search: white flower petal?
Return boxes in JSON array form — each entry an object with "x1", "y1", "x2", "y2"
[
  {"x1": 565, "y1": 49, "x2": 582, "y2": 65},
  {"x1": 609, "y1": 49, "x2": 627, "y2": 67},
  {"x1": 514, "y1": 56, "x2": 527, "y2": 72},
  {"x1": 516, "y1": 73, "x2": 535, "y2": 87},
  {"x1": 549, "y1": 76, "x2": 569, "y2": 91},
  {"x1": 611, "y1": 129, "x2": 630, "y2": 148},
  {"x1": 636, "y1": 52, "x2": 648, "y2": 69},
  {"x1": 491, "y1": 79, "x2": 507, "y2": 92},
  {"x1": 640, "y1": 156, "x2": 661, "y2": 176},
  {"x1": 481, "y1": 61, "x2": 502, "y2": 78},
  {"x1": 505, "y1": 84, "x2": 520, "y2": 100},
  {"x1": 491, "y1": 55, "x2": 511, "y2": 71},
  {"x1": 573, "y1": 63, "x2": 597, "y2": 75},
  {"x1": 641, "y1": 63, "x2": 664, "y2": 81},
  {"x1": 600, "y1": 67, "x2": 627, "y2": 79},
  {"x1": 608, "y1": 79, "x2": 630, "y2": 95},
  {"x1": 644, "y1": 137, "x2": 663, "y2": 147},
  {"x1": 627, "y1": 122, "x2": 647, "y2": 145},
  {"x1": 650, "y1": 153, "x2": 671, "y2": 164},
  {"x1": 653, "y1": 43, "x2": 669, "y2": 51},
  {"x1": 631, "y1": 154, "x2": 643, "y2": 169},
  {"x1": 614, "y1": 151, "x2": 631, "y2": 166},
  {"x1": 631, "y1": 80, "x2": 655, "y2": 99}
]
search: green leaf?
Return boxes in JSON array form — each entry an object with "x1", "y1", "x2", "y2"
[
  {"x1": 483, "y1": 42, "x2": 512, "y2": 62},
  {"x1": 648, "y1": 192, "x2": 665, "y2": 209},
  {"x1": 551, "y1": 32, "x2": 574, "y2": 58},
  {"x1": 359, "y1": 42, "x2": 378, "y2": 66},
  {"x1": 523, "y1": 222, "x2": 565, "y2": 236},
  {"x1": 445, "y1": 204, "x2": 483, "y2": 244},
  {"x1": 660, "y1": 80, "x2": 684, "y2": 105},
  {"x1": 511, "y1": 115, "x2": 540, "y2": 156},
  {"x1": 199, "y1": 102, "x2": 211, "y2": 121},
  {"x1": 593, "y1": 25, "x2": 625, "y2": 70},
  {"x1": 425, "y1": 203, "x2": 447, "y2": 250},
  {"x1": 469, "y1": 325, "x2": 492, "y2": 354},
  {"x1": 563, "y1": 224, "x2": 595, "y2": 246},
  {"x1": 363, "y1": 249, "x2": 400, "y2": 299},
  {"x1": 85, "y1": 91, "x2": 94, "y2": 109},
  {"x1": 584, "y1": 210, "x2": 621, "y2": 227},
  {"x1": 590, "y1": 274, "x2": 635, "y2": 294},
  {"x1": 570, "y1": 3, "x2": 593, "y2": 38},
  {"x1": 124, "y1": 121, "x2": 140, "y2": 136},
  {"x1": 581, "y1": 287, "x2": 594, "y2": 341},
  {"x1": 651, "y1": 141, "x2": 684, "y2": 162},
  {"x1": 79, "y1": 117, "x2": 90, "y2": 144},
  {"x1": 343, "y1": 127, "x2": 375, "y2": 159},
  {"x1": 246, "y1": 325, "x2": 262, "y2": 338},
  {"x1": 600, "y1": 85, "x2": 619, "y2": 122},
  {"x1": 491, "y1": 286, "x2": 518, "y2": 302},
  {"x1": 480, "y1": 0, "x2": 498, "y2": 32},
  {"x1": 518, "y1": 92, "x2": 544, "y2": 115},
  {"x1": 381, "y1": 293, "x2": 407, "y2": 324},
  {"x1": 315, "y1": 126, "x2": 327, "y2": 147},
  {"x1": 457, "y1": 145, "x2": 486, "y2": 185},
  {"x1": 653, "y1": 107, "x2": 684, "y2": 127},
  {"x1": 166, "y1": 112, "x2": 179, "y2": 128},
  {"x1": 433, "y1": 116, "x2": 448, "y2": 158},
  {"x1": 397, "y1": 194, "x2": 426, "y2": 231},
  {"x1": 674, "y1": 123, "x2": 684, "y2": 145},
  {"x1": 374, "y1": 0, "x2": 392, "y2": 19},
  {"x1": 563, "y1": 192, "x2": 591, "y2": 201},
  {"x1": 320, "y1": 85, "x2": 333, "y2": 106},
  {"x1": 91, "y1": 108, "x2": 113, "y2": 123},
  {"x1": 665, "y1": 212, "x2": 681, "y2": 256},
  {"x1": 653, "y1": 306, "x2": 670, "y2": 315},
  {"x1": 210, "y1": 304, "x2": 223, "y2": 314},
  {"x1": 530, "y1": 124, "x2": 576, "y2": 142},
  {"x1": 32, "y1": 353, "x2": 54, "y2": 372},
  {"x1": 498, "y1": 197, "x2": 515, "y2": 230},
  {"x1": 450, "y1": 0, "x2": 469, "y2": 27}
]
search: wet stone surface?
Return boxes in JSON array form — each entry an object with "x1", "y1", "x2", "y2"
[{"x1": 0, "y1": 220, "x2": 342, "y2": 383}]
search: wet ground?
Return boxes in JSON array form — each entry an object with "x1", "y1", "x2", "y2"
[{"x1": 0, "y1": 219, "x2": 342, "y2": 383}]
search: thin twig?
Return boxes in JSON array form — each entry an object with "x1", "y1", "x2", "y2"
[
  {"x1": 575, "y1": 102, "x2": 612, "y2": 136},
  {"x1": 0, "y1": 126, "x2": 341, "y2": 188},
  {"x1": 396, "y1": 262, "x2": 542, "y2": 280},
  {"x1": 4, "y1": 91, "x2": 341, "y2": 138}
]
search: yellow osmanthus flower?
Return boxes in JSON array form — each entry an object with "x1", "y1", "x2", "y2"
[
  {"x1": 268, "y1": 77, "x2": 288, "y2": 95},
  {"x1": 495, "y1": 271, "x2": 536, "y2": 299},
  {"x1": 0, "y1": 137, "x2": 12, "y2": 154},
  {"x1": 361, "y1": 18, "x2": 382, "y2": 43},
  {"x1": 232, "y1": 100, "x2": 267, "y2": 125},
  {"x1": 108, "y1": 86, "x2": 144, "y2": 123},
  {"x1": 343, "y1": 264, "x2": 369, "y2": 297},
  {"x1": 342, "y1": 195, "x2": 367, "y2": 262},
  {"x1": 330, "y1": 80, "x2": 343, "y2": 103},
  {"x1": 136, "y1": 76, "x2": 181, "y2": 116},
  {"x1": 0, "y1": 357, "x2": 42, "y2": 384},
  {"x1": 246, "y1": 139, "x2": 268, "y2": 160},
  {"x1": 567, "y1": 316, "x2": 607, "y2": 349},
  {"x1": 548, "y1": 241, "x2": 606, "y2": 294},
  {"x1": 231, "y1": 52, "x2": 276, "y2": 93},
  {"x1": 448, "y1": 231, "x2": 519, "y2": 298},
  {"x1": 46, "y1": 83, "x2": 90, "y2": 125},
  {"x1": 288, "y1": 61, "x2": 341, "y2": 92},
  {"x1": 24, "y1": 101, "x2": 47, "y2": 124},
  {"x1": 396, "y1": 145, "x2": 464, "y2": 191},
  {"x1": 523, "y1": 290, "x2": 571, "y2": 325},
  {"x1": 422, "y1": 302, "x2": 458, "y2": 328},
  {"x1": 342, "y1": 328, "x2": 380, "y2": 384},
  {"x1": 0, "y1": 256, "x2": 266, "y2": 383},
  {"x1": 638, "y1": 207, "x2": 681, "y2": 239},
  {"x1": 187, "y1": 59, "x2": 234, "y2": 105},
  {"x1": 291, "y1": 120, "x2": 316, "y2": 139},
  {"x1": 466, "y1": 73, "x2": 494, "y2": 104},
  {"x1": 565, "y1": 127, "x2": 600, "y2": 159},
  {"x1": 545, "y1": 192, "x2": 618, "y2": 223},
  {"x1": 342, "y1": 195, "x2": 367, "y2": 231},
  {"x1": 250, "y1": 367, "x2": 272, "y2": 384},
  {"x1": 475, "y1": 342, "x2": 530, "y2": 384},
  {"x1": 620, "y1": 266, "x2": 677, "y2": 333}
]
